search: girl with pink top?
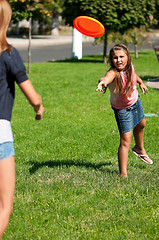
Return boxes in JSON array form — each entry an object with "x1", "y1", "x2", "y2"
[{"x1": 96, "y1": 44, "x2": 153, "y2": 177}]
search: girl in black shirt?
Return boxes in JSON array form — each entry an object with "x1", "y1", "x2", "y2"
[{"x1": 0, "y1": 1, "x2": 44, "y2": 238}]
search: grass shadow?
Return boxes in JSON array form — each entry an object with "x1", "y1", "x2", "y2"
[
  {"x1": 147, "y1": 78, "x2": 159, "y2": 82},
  {"x1": 141, "y1": 75, "x2": 159, "y2": 81},
  {"x1": 135, "y1": 51, "x2": 153, "y2": 55},
  {"x1": 28, "y1": 159, "x2": 114, "y2": 174},
  {"x1": 48, "y1": 55, "x2": 104, "y2": 63}
]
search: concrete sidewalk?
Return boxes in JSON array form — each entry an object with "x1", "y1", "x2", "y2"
[
  {"x1": 146, "y1": 78, "x2": 159, "y2": 89},
  {"x1": 7, "y1": 34, "x2": 93, "y2": 49}
]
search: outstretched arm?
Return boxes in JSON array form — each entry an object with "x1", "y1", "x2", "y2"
[
  {"x1": 136, "y1": 74, "x2": 148, "y2": 94},
  {"x1": 96, "y1": 69, "x2": 116, "y2": 92},
  {"x1": 18, "y1": 79, "x2": 44, "y2": 120}
]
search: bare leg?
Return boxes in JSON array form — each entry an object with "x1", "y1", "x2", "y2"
[
  {"x1": 0, "y1": 156, "x2": 15, "y2": 239},
  {"x1": 118, "y1": 131, "x2": 132, "y2": 177},
  {"x1": 133, "y1": 119, "x2": 151, "y2": 163}
]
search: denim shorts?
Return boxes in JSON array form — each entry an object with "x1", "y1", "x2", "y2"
[
  {"x1": 0, "y1": 142, "x2": 15, "y2": 161},
  {"x1": 112, "y1": 97, "x2": 145, "y2": 134}
]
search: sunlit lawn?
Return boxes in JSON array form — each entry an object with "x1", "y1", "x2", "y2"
[{"x1": 4, "y1": 50, "x2": 159, "y2": 239}]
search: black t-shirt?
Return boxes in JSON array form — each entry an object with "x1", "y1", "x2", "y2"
[{"x1": 0, "y1": 47, "x2": 28, "y2": 121}]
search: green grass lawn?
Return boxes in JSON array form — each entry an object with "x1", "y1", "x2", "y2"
[{"x1": 4, "y1": 50, "x2": 159, "y2": 239}]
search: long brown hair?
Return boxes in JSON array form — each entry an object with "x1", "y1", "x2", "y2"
[
  {"x1": 108, "y1": 44, "x2": 134, "y2": 97},
  {"x1": 0, "y1": 0, "x2": 12, "y2": 53}
]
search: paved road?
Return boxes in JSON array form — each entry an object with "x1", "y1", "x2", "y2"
[
  {"x1": 18, "y1": 41, "x2": 104, "y2": 63},
  {"x1": 15, "y1": 41, "x2": 154, "y2": 63}
]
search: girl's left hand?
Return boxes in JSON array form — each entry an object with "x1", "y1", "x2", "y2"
[{"x1": 139, "y1": 83, "x2": 148, "y2": 94}]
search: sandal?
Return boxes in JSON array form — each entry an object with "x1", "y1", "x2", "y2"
[{"x1": 131, "y1": 148, "x2": 153, "y2": 165}]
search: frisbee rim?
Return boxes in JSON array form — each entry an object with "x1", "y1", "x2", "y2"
[{"x1": 73, "y1": 16, "x2": 105, "y2": 37}]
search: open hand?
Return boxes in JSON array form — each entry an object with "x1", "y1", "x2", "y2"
[
  {"x1": 139, "y1": 82, "x2": 148, "y2": 94},
  {"x1": 96, "y1": 78, "x2": 107, "y2": 93}
]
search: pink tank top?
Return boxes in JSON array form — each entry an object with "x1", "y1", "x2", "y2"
[{"x1": 108, "y1": 69, "x2": 138, "y2": 109}]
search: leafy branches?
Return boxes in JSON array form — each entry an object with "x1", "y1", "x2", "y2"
[
  {"x1": 62, "y1": 0, "x2": 156, "y2": 62},
  {"x1": 9, "y1": 0, "x2": 61, "y2": 22}
]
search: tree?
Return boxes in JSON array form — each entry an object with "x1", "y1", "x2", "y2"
[
  {"x1": 9, "y1": 0, "x2": 61, "y2": 72},
  {"x1": 62, "y1": 0, "x2": 156, "y2": 63},
  {"x1": 9, "y1": 0, "x2": 55, "y2": 22},
  {"x1": 155, "y1": 0, "x2": 159, "y2": 25},
  {"x1": 110, "y1": 26, "x2": 149, "y2": 58}
]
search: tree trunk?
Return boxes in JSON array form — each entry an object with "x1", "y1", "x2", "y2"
[
  {"x1": 135, "y1": 45, "x2": 138, "y2": 58},
  {"x1": 134, "y1": 28, "x2": 138, "y2": 59},
  {"x1": 103, "y1": 28, "x2": 107, "y2": 64},
  {"x1": 28, "y1": 17, "x2": 32, "y2": 73}
]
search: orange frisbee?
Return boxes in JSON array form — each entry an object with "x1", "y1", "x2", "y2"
[{"x1": 73, "y1": 16, "x2": 105, "y2": 37}]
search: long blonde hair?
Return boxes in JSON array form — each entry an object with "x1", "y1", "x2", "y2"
[
  {"x1": 109, "y1": 44, "x2": 134, "y2": 97},
  {"x1": 0, "y1": 0, "x2": 12, "y2": 52}
]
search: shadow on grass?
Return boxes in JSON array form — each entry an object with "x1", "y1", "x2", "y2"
[
  {"x1": 48, "y1": 55, "x2": 104, "y2": 63},
  {"x1": 135, "y1": 51, "x2": 153, "y2": 55},
  {"x1": 140, "y1": 75, "x2": 159, "y2": 81},
  {"x1": 28, "y1": 159, "x2": 115, "y2": 174}
]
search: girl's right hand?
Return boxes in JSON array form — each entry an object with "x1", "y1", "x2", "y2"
[{"x1": 96, "y1": 78, "x2": 107, "y2": 93}]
